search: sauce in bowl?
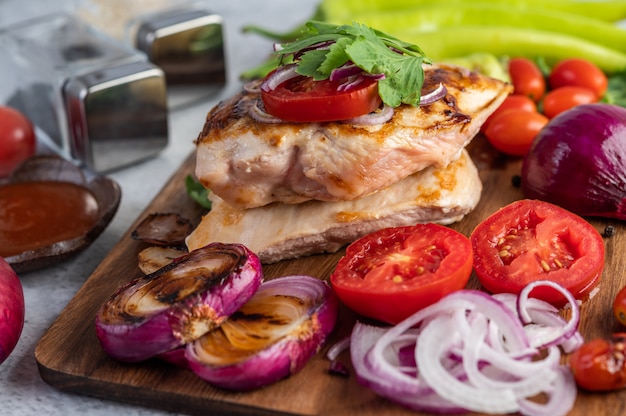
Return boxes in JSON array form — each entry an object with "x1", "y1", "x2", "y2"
[{"x1": 0, "y1": 181, "x2": 100, "y2": 257}]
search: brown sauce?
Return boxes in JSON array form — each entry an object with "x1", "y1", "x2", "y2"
[{"x1": 0, "y1": 181, "x2": 100, "y2": 257}]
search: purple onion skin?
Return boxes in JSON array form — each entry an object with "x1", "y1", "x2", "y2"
[
  {"x1": 95, "y1": 243, "x2": 263, "y2": 362},
  {"x1": 185, "y1": 276, "x2": 339, "y2": 391},
  {"x1": 522, "y1": 103, "x2": 626, "y2": 219}
]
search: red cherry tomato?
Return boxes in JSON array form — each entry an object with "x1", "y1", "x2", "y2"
[
  {"x1": 470, "y1": 199, "x2": 605, "y2": 306},
  {"x1": 483, "y1": 109, "x2": 548, "y2": 156},
  {"x1": 481, "y1": 94, "x2": 537, "y2": 133},
  {"x1": 549, "y1": 58, "x2": 608, "y2": 98},
  {"x1": 508, "y1": 57, "x2": 546, "y2": 102},
  {"x1": 614, "y1": 286, "x2": 626, "y2": 326},
  {"x1": 330, "y1": 223, "x2": 473, "y2": 324},
  {"x1": 542, "y1": 86, "x2": 598, "y2": 119},
  {"x1": 569, "y1": 333, "x2": 626, "y2": 392},
  {"x1": 0, "y1": 106, "x2": 36, "y2": 177},
  {"x1": 261, "y1": 73, "x2": 382, "y2": 123}
]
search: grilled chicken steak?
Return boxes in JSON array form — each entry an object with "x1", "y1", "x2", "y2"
[
  {"x1": 195, "y1": 64, "x2": 511, "y2": 209},
  {"x1": 187, "y1": 150, "x2": 481, "y2": 264}
]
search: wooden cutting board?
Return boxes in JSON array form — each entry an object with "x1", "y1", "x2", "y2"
[{"x1": 35, "y1": 135, "x2": 626, "y2": 416}]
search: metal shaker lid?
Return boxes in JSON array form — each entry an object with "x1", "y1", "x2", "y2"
[
  {"x1": 134, "y1": 8, "x2": 225, "y2": 86},
  {"x1": 63, "y1": 60, "x2": 169, "y2": 173}
]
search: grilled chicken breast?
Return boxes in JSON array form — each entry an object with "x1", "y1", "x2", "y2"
[
  {"x1": 195, "y1": 64, "x2": 511, "y2": 209},
  {"x1": 187, "y1": 149, "x2": 481, "y2": 264}
]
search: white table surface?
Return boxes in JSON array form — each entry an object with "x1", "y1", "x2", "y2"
[{"x1": 0, "y1": 1, "x2": 319, "y2": 414}]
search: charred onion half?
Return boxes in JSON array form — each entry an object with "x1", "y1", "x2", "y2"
[
  {"x1": 185, "y1": 275, "x2": 338, "y2": 390},
  {"x1": 95, "y1": 243, "x2": 263, "y2": 362},
  {"x1": 350, "y1": 280, "x2": 581, "y2": 416}
]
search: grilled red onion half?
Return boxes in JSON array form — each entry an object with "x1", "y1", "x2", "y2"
[
  {"x1": 185, "y1": 275, "x2": 338, "y2": 390},
  {"x1": 95, "y1": 243, "x2": 263, "y2": 362},
  {"x1": 350, "y1": 281, "x2": 580, "y2": 416}
]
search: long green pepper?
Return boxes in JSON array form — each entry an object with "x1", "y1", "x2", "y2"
[
  {"x1": 335, "y1": 4, "x2": 626, "y2": 54},
  {"x1": 396, "y1": 26, "x2": 626, "y2": 73},
  {"x1": 319, "y1": 0, "x2": 626, "y2": 23}
]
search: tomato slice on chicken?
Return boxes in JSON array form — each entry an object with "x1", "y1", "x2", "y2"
[
  {"x1": 471, "y1": 199, "x2": 605, "y2": 306},
  {"x1": 330, "y1": 224, "x2": 473, "y2": 325},
  {"x1": 260, "y1": 74, "x2": 382, "y2": 123}
]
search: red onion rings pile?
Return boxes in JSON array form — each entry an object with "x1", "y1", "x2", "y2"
[{"x1": 348, "y1": 280, "x2": 581, "y2": 416}]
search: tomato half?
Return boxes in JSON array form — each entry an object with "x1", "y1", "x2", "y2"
[
  {"x1": 0, "y1": 106, "x2": 36, "y2": 177},
  {"x1": 549, "y1": 58, "x2": 608, "y2": 98},
  {"x1": 261, "y1": 74, "x2": 382, "y2": 123},
  {"x1": 569, "y1": 333, "x2": 626, "y2": 392},
  {"x1": 483, "y1": 109, "x2": 548, "y2": 156},
  {"x1": 541, "y1": 86, "x2": 598, "y2": 119},
  {"x1": 508, "y1": 57, "x2": 546, "y2": 102},
  {"x1": 330, "y1": 223, "x2": 473, "y2": 325},
  {"x1": 481, "y1": 94, "x2": 537, "y2": 133},
  {"x1": 470, "y1": 199, "x2": 605, "y2": 306}
]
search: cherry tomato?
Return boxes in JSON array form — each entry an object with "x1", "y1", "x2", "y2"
[
  {"x1": 330, "y1": 223, "x2": 473, "y2": 325},
  {"x1": 508, "y1": 57, "x2": 546, "y2": 102},
  {"x1": 483, "y1": 109, "x2": 548, "y2": 156},
  {"x1": 481, "y1": 94, "x2": 537, "y2": 133},
  {"x1": 261, "y1": 73, "x2": 382, "y2": 123},
  {"x1": 569, "y1": 333, "x2": 626, "y2": 392},
  {"x1": 470, "y1": 199, "x2": 605, "y2": 306},
  {"x1": 0, "y1": 106, "x2": 36, "y2": 177},
  {"x1": 614, "y1": 285, "x2": 626, "y2": 326},
  {"x1": 549, "y1": 58, "x2": 608, "y2": 98},
  {"x1": 541, "y1": 86, "x2": 598, "y2": 119}
]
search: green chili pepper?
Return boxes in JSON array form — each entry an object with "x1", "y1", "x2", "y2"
[
  {"x1": 336, "y1": 4, "x2": 626, "y2": 54},
  {"x1": 320, "y1": 0, "x2": 626, "y2": 23},
  {"x1": 396, "y1": 26, "x2": 626, "y2": 74}
]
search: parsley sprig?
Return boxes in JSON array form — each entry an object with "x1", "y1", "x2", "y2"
[{"x1": 274, "y1": 21, "x2": 432, "y2": 108}]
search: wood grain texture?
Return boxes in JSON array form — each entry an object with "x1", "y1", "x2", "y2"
[{"x1": 34, "y1": 137, "x2": 626, "y2": 416}]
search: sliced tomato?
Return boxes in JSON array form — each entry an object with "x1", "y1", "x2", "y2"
[
  {"x1": 330, "y1": 223, "x2": 473, "y2": 325},
  {"x1": 470, "y1": 199, "x2": 605, "y2": 306},
  {"x1": 261, "y1": 74, "x2": 382, "y2": 123}
]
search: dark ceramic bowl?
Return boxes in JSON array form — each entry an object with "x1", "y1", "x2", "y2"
[{"x1": 1, "y1": 155, "x2": 121, "y2": 273}]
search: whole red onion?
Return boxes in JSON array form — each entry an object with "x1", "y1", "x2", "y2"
[{"x1": 522, "y1": 103, "x2": 626, "y2": 219}]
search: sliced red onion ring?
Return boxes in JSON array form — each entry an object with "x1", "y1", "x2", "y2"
[
  {"x1": 243, "y1": 79, "x2": 262, "y2": 94},
  {"x1": 419, "y1": 82, "x2": 447, "y2": 105},
  {"x1": 342, "y1": 104, "x2": 394, "y2": 126},
  {"x1": 350, "y1": 282, "x2": 581, "y2": 416},
  {"x1": 260, "y1": 63, "x2": 300, "y2": 93},
  {"x1": 248, "y1": 98, "x2": 285, "y2": 124},
  {"x1": 185, "y1": 275, "x2": 338, "y2": 390},
  {"x1": 95, "y1": 243, "x2": 263, "y2": 362},
  {"x1": 330, "y1": 64, "x2": 363, "y2": 81}
]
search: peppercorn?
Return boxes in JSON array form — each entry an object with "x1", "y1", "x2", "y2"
[{"x1": 603, "y1": 225, "x2": 616, "y2": 238}]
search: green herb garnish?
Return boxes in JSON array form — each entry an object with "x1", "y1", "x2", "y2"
[
  {"x1": 185, "y1": 174, "x2": 212, "y2": 210},
  {"x1": 274, "y1": 21, "x2": 432, "y2": 108}
]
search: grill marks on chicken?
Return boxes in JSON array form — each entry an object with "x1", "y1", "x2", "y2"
[{"x1": 195, "y1": 64, "x2": 512, "y2": 209}]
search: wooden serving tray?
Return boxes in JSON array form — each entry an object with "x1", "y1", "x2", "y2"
[{"x1": 35, "y1": 136, "x2": 626, "y2": 416}]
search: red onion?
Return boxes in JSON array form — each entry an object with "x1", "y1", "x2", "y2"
[
  {"x1": 522, "y1": 103, "x2": 626, "y2": 219},
  {"x1": 341, "y1": 104, "x2": 395, "y2": 125},
  {"x1": 259, "y1": 63, "x2": 300, "y2": 93},
  {"x1": 419, "y1": 82, "x2": 447, "y2": 105},
  {"x1": 95, "y1": 243, "x2": 262, "y2": 362},
  {"x1": 350, "y1": 281, "x2": 580, "y2": 416},
  {"x1": 185, "y1": 275, "x2": 338, "y2": 390},
  {"x1": 0, "y1": 257, "x2": 24, "y2": 365}
]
